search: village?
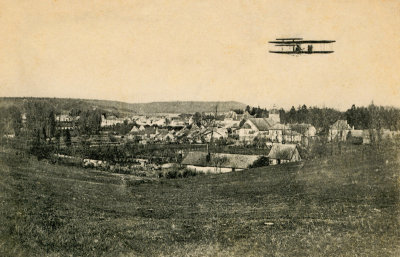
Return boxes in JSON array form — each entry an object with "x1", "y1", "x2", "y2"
[{"x1": 1, "y1": 102, "x2": 392, "y2": 176}]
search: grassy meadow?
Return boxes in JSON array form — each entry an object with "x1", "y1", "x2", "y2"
[{"x1": 0, "y1": 146, "x2": 399, "y2": 256}]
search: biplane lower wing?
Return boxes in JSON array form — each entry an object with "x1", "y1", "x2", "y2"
[{"x1": 269, "y1": 50, "x2": 334, "y2": 54}]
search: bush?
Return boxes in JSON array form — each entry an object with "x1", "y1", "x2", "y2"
[
  {"x1": 180, "y1": 168, "x2": 198, "y2": 178},
  {"x1": 159, "y1": 167, "x2": 201, "y2": 179},
  {"x1": 30, "y1": 142, "x2": 54, "y2": 161},
  {"x1": 249, "y1": 156, "x2": 269, "y2": 168},
  {"x1": 165, "y1": 169, "x2": 178, "y2": 179}
]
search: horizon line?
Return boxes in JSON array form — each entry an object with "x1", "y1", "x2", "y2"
[{"x1": 0, "y1": 96, "x2": 395, "y2": 111}]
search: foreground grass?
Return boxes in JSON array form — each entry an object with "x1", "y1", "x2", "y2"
[{"x1": 0, "y1": 147, "x2": 399, "y2": 256}]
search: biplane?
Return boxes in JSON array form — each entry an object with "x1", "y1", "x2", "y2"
[{"x1": 269, "y1": 38, "x2": 335, "y2": 54}]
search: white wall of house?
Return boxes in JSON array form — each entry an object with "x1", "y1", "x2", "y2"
[
  {"x1": 307, "y1": 126, "x2": 317, "y2": 137},
  {"x1": 101, "y1": 115, "x2": 126, "y2": 127},
  {"x1": 237, "y1": 128, "x2": 258, "y2": 142},
  {"x1": 185, "y1": 165, "x2": 242, "y2": 173},
  {"x1": 270, "y1": 159, "x2": 292, "y2": 165},
  {"x1": 268, "y1": 129, "x2": 283, "y2": 142},
  {"x1": 283, "y1": 133, "x2": 302, "y2": 143}
]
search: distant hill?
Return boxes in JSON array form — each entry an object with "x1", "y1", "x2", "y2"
[
  {"x1": 128, "y1": 101, "x2": 247, "y2": 114},
  {"x1": 0, "y1": 97, "x2": 247, "y2": 114}
]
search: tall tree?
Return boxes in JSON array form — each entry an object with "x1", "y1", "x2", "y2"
[
  {"x1": 192, "y1": 112, "x2": 202, "y2": 126},
  {"x1": 288, "y1": 106, "x2": 296, "y2": 123},
  {"x1": 65, "y1": 129, "x2": 72, "y2": 147},
  {"x1": 8, "y1": 106, "x2": 22, "y2": 136}
]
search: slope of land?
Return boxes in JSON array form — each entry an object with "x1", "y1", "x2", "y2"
[
  {"x1": 127, "y1": 101, "x2": 247, "y2": 114},
  {"x1": 0, "y1": 147, "x2": 399, "y2": 256},
  {"x1": 0, "y1": 97, "x2": 246, "y2": 114}
]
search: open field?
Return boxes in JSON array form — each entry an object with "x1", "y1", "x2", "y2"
[{"x1": 0, "y1": 147, "x2": 399, "y2": 256}]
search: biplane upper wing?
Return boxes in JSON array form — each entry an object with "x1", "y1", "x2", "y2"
[
  {"x1": 275, "y1": 37, "x2": 303, "y2": 40},
  {"x1": 269, "y1": 40, "x2": 335, "y2": 44}
]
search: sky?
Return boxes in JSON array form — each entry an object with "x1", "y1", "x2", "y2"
[{"x1": 1, "y1": 0, "x2": 399, "y2": 110}]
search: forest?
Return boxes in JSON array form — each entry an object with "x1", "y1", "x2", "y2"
[{"x1": 238, "y1": 104, "x2": 400, "y2": 133}]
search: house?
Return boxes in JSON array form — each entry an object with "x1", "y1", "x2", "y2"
[
  {"x1": 220, "y1": 119, "x2": 241, "y2": 129},
  {"x1": 283, "y1": 130, "x2": 302, "y2": 144},
  {"x1": 169, "y1": 119, "x2": 186, "y2": 128},
  {"x1": 202, "y1": 128, "x2": 228, "y2": 142},
  {"x1": 162, "y1": 131, "x2": 176, "y2": 143},
  {"x1": 268, "y1": 123, "x2": 291, "y2": 143},
  {"x1": 186, "y1": 127, "x2": 203, "y2": 143},
  {"x1": 1, "y1": 121, "x2": 15, "y2": 138},
  {"x1": 128, "y1": 126, "x2": 158, "y2": 143},
  {"x1": 154, "y1": 129, "x2": 176, "y2": 143},
  {"x1": 347, "y1": 129, "x2": 370, "y2": 144},
  {"x1": 181, "y1": 152, "x2": 263, "y2": 173},
  {"x1": 268, "y1": 144, "x2": 301, "y2": 165},
  {"x1": 355, "y1": 129, "x2": 400, "y2": 144},
  {"x1": 101, "y1": 115, "x2": 126, "y2": 127},
  {"x1": 175, "y1": 127, "x2": 190, "y2": 138},
  {"x1": 154, "y1": 128, "x2": 169, "y2": 141},
  {"x1": 152, "y1": 118, "x2": 167, "y2": 127},
  {"x1": 56, "y1": 114, "x2": 73, "y2": 122},
  {"x1": 328, "y1": 120, "x2": 351, "y2": 142},
  {"x1": 127, "y1": 125, "x2": 145, "y2": 137},
  {"x1": 290, "y1": 123, "x2": 317, "y2": 137},
  {"x1": 227, "y1": 111, "x2": 254, "y2": 122},
  {"x1": 129, "y1": 126, "x2": 140, "y2": 133},
  {"x1": 56, "y1": 114, "x2": 78, "y2": 130},
  {"x1": 224, "y1": 111, "x2": 240, "y2": 121},
  {"x1": 135, "y1": 116, "x2": 148, "y2": 126},
  {"x1": 236, "y1": 118, "x2": 276, "y2": 142},
  {"x1": 21, "y1": 113, "x2": 27, "y2": 124}
]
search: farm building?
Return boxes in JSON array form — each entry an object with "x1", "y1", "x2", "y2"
[
  {"x1": 181, "y1": 152, "x2": 263, "y2": 173},
  {"x1": 328, "y1": 120, "x2": 351, "y2": 142},
  {"x1": 268, "y1": 144, "x2": 301, "y2": 165},
  {"x1": 347, "y1": 130, "x2": 370, "y2": 144}
]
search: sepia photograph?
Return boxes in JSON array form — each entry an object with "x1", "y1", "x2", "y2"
[{"x1": 0, "y1": 0, "x2": 399, "y2": 256}]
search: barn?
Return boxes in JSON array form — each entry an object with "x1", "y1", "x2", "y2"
[{"x1": 268, "y1": 144, "x2": 301, "y2": 165}]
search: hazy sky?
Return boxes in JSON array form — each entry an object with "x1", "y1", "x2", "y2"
[{"x1": 1, "y1": 0, "x2": 399, "y2": 110}]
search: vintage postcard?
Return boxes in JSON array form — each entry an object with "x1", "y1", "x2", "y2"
[{"x1": 0, "y1": 1, "x2": 399, "y2": 256}]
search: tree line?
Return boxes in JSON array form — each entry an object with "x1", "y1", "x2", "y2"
[
  {"x1": 345, "y1": 104, "x2": 400, "y2": 130},
  {"x1": 0, "y1": 100, "x2": 106, "y2": 158},
  {"x1": 279, "y1": 105, "x2": 344, "y2": 134}
]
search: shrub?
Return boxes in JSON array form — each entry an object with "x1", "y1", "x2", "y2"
[
  {"x1": 159, "y1": 167, "x2": 201, "y2": 179},
  {"x1": 250, "y1": 156, "x2": 269, "y2": 168},
  {"x1": 30, "y1": 142, "x2": 54, "y2": 161},
  {"x1": 180, "y1": 168, "x2": 197, "y2": 177},
  {"x1": 163, "y1": 169, "x2": 178, "y2": 179}
]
